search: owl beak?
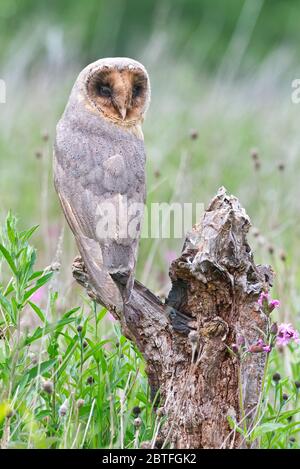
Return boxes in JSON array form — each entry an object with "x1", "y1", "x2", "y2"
[
  {"x1": 114, "y1": 99, "x2": 127, "y2": 120},
  {"x1": 119, "y1": 107, "x2": 127, "y2": 120}
]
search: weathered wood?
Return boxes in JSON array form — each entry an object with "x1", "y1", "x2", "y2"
[{"x1": 72, "y1": 187, "x2": 273, "y2": 448}]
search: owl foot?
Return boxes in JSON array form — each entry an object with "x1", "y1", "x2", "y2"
[
  {"x1": 165, "y1": 278, "x2": 194, "y2": 335},
  {"x1": 167, "y1": 307, "x2": 195, "y2": 335},
  {"x1": 110, "y1": 270, "x2": 133, "y2": 304}
]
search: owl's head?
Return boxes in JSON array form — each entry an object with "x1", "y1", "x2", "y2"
[{"x1": 82, "y1": 58, "x2": 150, "y2": 126}]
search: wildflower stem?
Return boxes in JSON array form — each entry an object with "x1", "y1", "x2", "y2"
[
  {"x1": 79, "y1": 335, "x2": 83, "y2": 395},
  {"x1": 93, "y1": 301, "x2": 98, "y2": 341},
  {"x1": 81, "y1": 398, "x2": 96, "y2": 448},
  {"x1": 238, "y1": 364, "x2": 247, "y2": 436},
  {"x1": 52, "y1": 363, "x2": 56, "y2": 428},
  {"x1": 251, "y1": 353, "x2": 270, "y2": 435}
]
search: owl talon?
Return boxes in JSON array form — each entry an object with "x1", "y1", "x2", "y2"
[{"x1": 167, "y1": 306, "x2": 195, "y2": 335}]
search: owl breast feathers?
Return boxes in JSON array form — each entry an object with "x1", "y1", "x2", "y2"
[{"x1": 53, "y1": 57, "x2": 150, "y2": 308}]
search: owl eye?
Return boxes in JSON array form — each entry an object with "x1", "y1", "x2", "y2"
[
  {"x1": 132, "y1": 84, "x2": 143, "y2": 99},
  {"x1": 98, "y1": 85, "x2": 112, "y2": 98}
]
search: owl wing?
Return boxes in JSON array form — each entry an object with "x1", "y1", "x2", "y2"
[{"x1": 53, "y1": 119, "x2": 146, "y2": 307}]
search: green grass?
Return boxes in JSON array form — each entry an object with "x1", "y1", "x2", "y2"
[{"x1": 0, "y1": 214, "x2": 159, "y2": 448}]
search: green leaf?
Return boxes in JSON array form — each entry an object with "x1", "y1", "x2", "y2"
[
  {"x1": 23, "y1": 272, "x2": 53, "y2": 302},
  {"x1": 0, "y1": 243, "x2": 17, "y2": 275},
  {"x1": 98, "y1": 349, "x2": 108, "y2": 373},
  {"x1": 97, "y1": 307, "x2": 108, "y2": 323},
  {"x1": 6, "y1": 218, "x2": 16, "y2": 245},
  {"x1": 252, "y1": 422, "x2": 287, "y2": 439},
  {"x1": 62, "y1": 307, "x2": 81, "y2": 319},
  {"x1": 28, "y1": 271, "x2": 44, "y2": 282},
  {"x1": 0, "y1": 290, "x2": 13, "y2": 319},
  {"x1": 82, "y1": 340, "x2": 111, "y2": 364},
  {"x1": 63, "y1": 334, "x2": 79, "y2": 357},
  {"x1": 56, "y1": 338, "x2": 79, "y2": 379},
  {"x1": 24, "y1": 316, "x2": 77, "y2": 345},
  {"x1": 35, "y1": 409, "x2": 51, "y2": 421},
  {"x1": 0, "y1": 401, "x2": 11, "y2": 423},
  {"x1": 136, "y1": 392, "x2": 149, "y2": 405},
  {"x1": 17, "y1": 358, "x2": 57, "y2": 391},
  {"x1": 19, "y1": 225, "x2": 39, "y2": 243},
  {"x1": 28, "y1": 301, "x2": 46, "y2": 323}
]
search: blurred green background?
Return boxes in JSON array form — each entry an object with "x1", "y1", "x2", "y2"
[{"x1": 0, "y1": 0, "x2": 299, "y2": 318}]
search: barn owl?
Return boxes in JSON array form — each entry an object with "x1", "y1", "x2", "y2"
[{"x1": 54, "y1": 58, "x2": 150, "y2": 310}]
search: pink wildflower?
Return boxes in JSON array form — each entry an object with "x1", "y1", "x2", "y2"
[
  {"x1": 258, "y1": 292, "x2": 269, "y2": 307},
  {"x1": 249, "y1": 338, "x2": 271, "y2": 353},
  {"x1": 31, "y1": 285, "x2": 46, "y2": 305},
  {"x1": 164, "y1": 250, "x2": 177, "y2": 265},
  {"x1": 276, "y1": 323, "x2": 300, "y2": 347},
  {"x1": 107, "y1": 312, "x2": 116, "y2": 322},
  {"x1": 258, "y1": 292, "x2": 280, "y2": 313},
  {"x1": 262, "y1": 344, "x2": 272, "y2": 353},
  {"x1": 269, "y1": 299, "x2": 280, "y2": 311}
]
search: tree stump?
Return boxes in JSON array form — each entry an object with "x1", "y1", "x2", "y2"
[{"x1": 72, "y1": 187, "x2": 273, "y2": 449}]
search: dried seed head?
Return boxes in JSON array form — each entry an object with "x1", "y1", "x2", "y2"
[
  {"x1": 42, "y1": 131, "x2": 49, "y2": 142},
  {"x1": 190, "y1": 129, "x2": 199, "y2": 140},
  {"x1": 86, "y1": 376, "x2": 94, "y2": 385},
  {"x1": 59, "y1": 407, "x2": 67, "y2": 417},
  {"x1": 188, "y1": 330, "x2": 198, "y2": 344},
  {"x1": 77, "y1": 399, "x2": 85, "y2": 408},
  {"x1": 155, "y1": 437, "x2": 164, "y2": 449},
  {"x1": 268, "y1": 245, "x2": 275, "y2": 255},
  {"x1": 42, "y1": 380, "x2": 53, "y2": 395},
  {"x1": 254, "y1": 160, "x2": 261, "y2": 171},
  {"x1": 30, "y1": 354, "x2": 38, "y2": 365},
  {"x1": 250, "y1": 148, "x2": 259, "y2": 160},
  {"x1": 252, "y1": 227, "x2": 260, "y2": 238},
  {"x1": 270, "y1": 322, "x2": 278, "y2": 335},
  {"x1": 279, "y1": 251, "x2": 286, "y2": 262},
  {"x1": 134, "y1": 417, "x2": 142, "y2": 428},
  {"x1": 132, "y1": 406, "x2": 141, "y2": 416},
  {"x1": 156, "y1": 407, "x2": 165, "y2": 418},
  {"x1": 272, "y1": 372, "x2": 281, "y2": 383},
  {"x1": 140, "y1": 441, "x2": 151, "y2": 449},
  {"x1": 59, "y1": 400, "x2": 68, "y2": 417},
  {"x1": 257, "y1": 235, "x2": 266, "y2": 246},
  {"x1": 6, "y1": 408, "x2": 14, "y2": 419},
  {"x1": 48, "y1": 262, "x2": 61, "y2": 272}
]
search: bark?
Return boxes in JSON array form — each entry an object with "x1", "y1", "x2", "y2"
[{"x1": 72, "y1": 187, "x2": 273, "y2": 449}]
